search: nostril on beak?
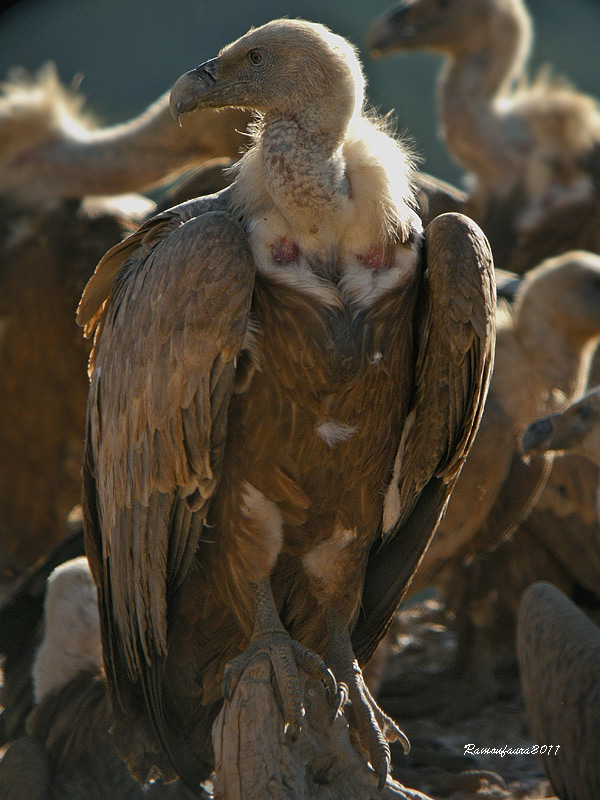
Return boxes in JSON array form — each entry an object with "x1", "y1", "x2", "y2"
[
  {"x1": 193, "y1": 57, "x2": 220, "y2": 85},
  {"x1": 195, "y1": 66, "x2": 217, "y2": 85}
]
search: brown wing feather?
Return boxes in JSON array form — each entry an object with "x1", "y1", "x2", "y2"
[
  {"x1": 393, "y1": 213, "x2": 496, "y2": 515},
  {"x1": 81, "y1": 203, "x2": 255, "y2": 785},
  {"x1": 353, "y1": 212, "x2": 496, "y2": 662},
  {"x1": 77, "y1": 187, "x2": 234, "y2": 338}
]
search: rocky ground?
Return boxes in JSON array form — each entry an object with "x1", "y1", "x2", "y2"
[
  {"x1": 0, "y1": 588, "x2": 561, "y2": 799},
  {"x1": 375, "y1": 598, "x2": 558, "y2": 800}
]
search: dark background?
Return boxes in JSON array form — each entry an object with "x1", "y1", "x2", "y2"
[{"x1": 1, "y1": 0, "x2": 598, "y2": 186}]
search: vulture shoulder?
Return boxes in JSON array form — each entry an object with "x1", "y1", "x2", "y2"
[
  {"x1": 353, "y1": 212, "x2": 495, "y2": 661},
  {"x1": 78, "y1": 187, "x2": 255, "y2": 780}
]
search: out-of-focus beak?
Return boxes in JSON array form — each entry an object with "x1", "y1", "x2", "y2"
[
  {"x1": 521, "y1": 414, "x2": 559, "y2": 455},
  {"x1": 366, "y1": 4, "x2": 413, "y2": 59},
  {"x1": 169, "y1": 57, "x2": 223, "y2": 124}
]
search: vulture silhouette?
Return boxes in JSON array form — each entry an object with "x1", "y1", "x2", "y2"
[
  {"x1": 518, "y1": 581, "x2": 600, "y2": 800},
  {"x1": 77, "y1": 18, "x2": 495, "y2": 792},
  {"x1": 366, "y1": 0, "x2": 600, "y2": 271}
]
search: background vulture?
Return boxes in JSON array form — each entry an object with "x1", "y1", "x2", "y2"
[
  {"x1": 373, "y1": 250, "x2": 600, "y2": 721},
  {"x1": 366, "y1": 0, "x2": 600, "y2": 272},
  {"x1": 517, "y1": 581, "x2": 600, "y2": 800},
  {"x1": 523, "y1": 382, "x2": 600, "y2": 522},
  {"x1": 409, "y1": 250, "x2": 600, "y2": 582},
  {"x1": 0, "y1": 554, "x2": 200, "y2": 799},
  {"x1": 77, "y1": 18, "x2": 495, "y2": 794},
  {"x1": 523, "y1": 382, "x2": 600, "y2": 471},
  {"x1": 0, "y1": 66, "x2": 249, "y2": 584}
]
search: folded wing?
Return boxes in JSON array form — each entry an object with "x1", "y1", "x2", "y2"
[
  {"x1": 353, "y1": 212, "x2": 496, "y2": 662},
  {"x1": 79, "y1": 194, "x2": 255, "y2": 782}
]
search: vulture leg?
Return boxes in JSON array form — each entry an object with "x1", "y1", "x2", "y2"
[
  {"x1": 221, "y1": 576, "x2": 337, "y2": 741},
  {"x1": 325, "y1": 611, "x2": 410, "y2": 789}
]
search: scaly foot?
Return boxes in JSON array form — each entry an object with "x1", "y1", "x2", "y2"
[
  {"x1": 337, "y1": 658, "x2": 410, "y2": 789},
  {"x1": 222, "y1": 628, "x2": 337, "y2": 743}
]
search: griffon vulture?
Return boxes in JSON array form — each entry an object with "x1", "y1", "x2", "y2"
[
  {"x1": 522, "y1": 382, "x2": 600, "y2": 538},
  {"x1": 0, "y1": 521, "x2": 85, "y2": 746},
  {"x1": 366, "y1": 0, "x2": 600, "y2": 271},
  {"x1": 517, "y1": 581, "x2": 600, "y2": 800},
  {"x1": 0, "y1": 63, "x2": 249, "y2": 204},
  {"x1": 77, "y1": 18, "x2": 495, "y2": 792},
  {"x1": 516, "y1": 398, "x2": 600, "y2": 636},
  {"x1": 0, "y1": 66, "x2": 249, "y2": 579}
]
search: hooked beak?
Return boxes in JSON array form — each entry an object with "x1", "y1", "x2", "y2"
[
  {"x1": 521, "y1": 414, "x2": 560, "y2": 455},
  {"x1": 366, "y1": 3, "x2": 414, "y2": 59},
  {"x1": 169, "y1": 57, "x2": 223, "y2": 124}
]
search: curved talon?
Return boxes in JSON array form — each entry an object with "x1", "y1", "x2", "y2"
[
  {"x1": 284, "y1": 717, "x2": 302, "y2": 745},
  {"x1": 331, "y1": 682, "x2": 347, "y2": 724},
  {"x1": 394, "y1": 726, "x2": 411, "y2": 755},
  {"x1": 335, "y1": 663, "x2": 411, "y2": 788},
  {"x1": 380, "y1": 712, "x2": 411, "y2": 755},
  {"x1": 377, "y1": 752, "x2": 391, "y2": 791},
  {"x1": 221, "y1": 630, "x2": 334, "y2": 742},
  {"x1": 289, "y1": 639, "x2": 337, "y2": 700}
]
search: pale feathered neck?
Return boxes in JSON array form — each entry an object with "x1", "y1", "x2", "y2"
[
  {"x1": 229, "y1": 109, "x2": 419, "y2": 254},
  {"x1": 438, "y1": 5, "x2": 532, "y2": 191},
  {"x1": 513, "y1": 282, "x2": 599, "y2": 401}
]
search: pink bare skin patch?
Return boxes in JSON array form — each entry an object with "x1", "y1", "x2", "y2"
[
  {"x1": 357, "y1": 246, "x2": 394, "y2": 272},
  {"x1": 272, "y1": 237, "x2": 300, "y2": 265}
]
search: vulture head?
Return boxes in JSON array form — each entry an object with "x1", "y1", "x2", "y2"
[
  {"x1": 522, "y1": 384, "x2": 600, "y2": 466},
  {"x1": 169, "y1": 17, "x2": 418, "y2": 269},
  {"x1": 366, "y1": 0, "x2": 531, "y2": 75},
  {"x1": 171, "y1": 19, "x2": 364, "y2": 141},
  {"x1": 515, "y1": 251, "x2": 600, "y2": 351},
  {"x1": 31, "y1": 556, "x2": 102, "y2": 705}
]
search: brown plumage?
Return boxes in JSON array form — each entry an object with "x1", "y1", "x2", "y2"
[
  {"x1": 518, "y1": 581, "x2": 600, "y2": 800},
  {"x1": 77, "y1": 18, "x2": 495, "y2": 792},
  {"x1": 0, "y1": 555, "x2": 200, "y2": 799},
  {"x1": 413, "y1": 250, "x2": 600, "y2": 588},
  {"x1": 0, "y1": 64, "x2": 249, "y2": 204},
  {"x1": 0, "y1": 66, "x2": 249, "y2": 578},
  {"x1": 366, "y1": 0, "x2": 600, "y2": 271},
  {"x1": 383, "y1": 251, "x2": 600, "y2": 719}
]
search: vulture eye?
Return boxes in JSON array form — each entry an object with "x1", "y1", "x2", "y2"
[
  {"x1": 577, "y1": 405, "x2": 595, "y2": 422},
  {"x1": 248, "y1": 49, "x2": 264, "y2": 66}
]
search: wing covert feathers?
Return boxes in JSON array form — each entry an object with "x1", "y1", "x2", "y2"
[
  {"x1": 84, "y1": 205, "x2": 255, "y2": 684},
  {"x1": 77, "y1": 188, "x2": 233, "y2": 339},
  {"x1": 354, "y1": 212, "x2": 496, "y2": 662}
]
